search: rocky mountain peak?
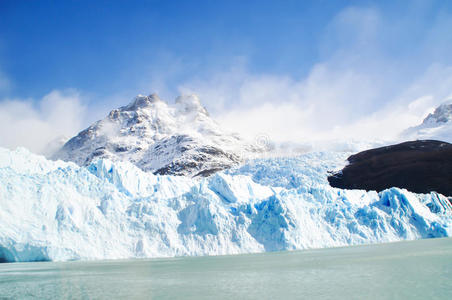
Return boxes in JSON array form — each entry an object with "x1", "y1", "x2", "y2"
[
  {"x1": 123, "y1": 93, "x2": 162, "y2": 111},
  {"x1": 52, "y1": 93, "x2": 261, "y2": 176},
  {"x1": 400, "y1": 101, "x2": 452, "y2": 143},
  {"x1": 422, "y1": 102, "x2": 452, "y2": 125}
]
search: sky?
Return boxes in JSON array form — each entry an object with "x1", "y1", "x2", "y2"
[{"x1": 1, "y1": 0, "x2": 452, "y2": 153}]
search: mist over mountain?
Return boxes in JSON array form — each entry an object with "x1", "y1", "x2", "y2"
[{"x1": 52, "y1": 94, "x2": 265, "y2": 177}]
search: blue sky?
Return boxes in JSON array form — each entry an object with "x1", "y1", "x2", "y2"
[
  {"x1": 0, "y1": 0, "x2": 360, "y2": 98},
  {"x1": 1, "y1": 0, "x2": 450, "y2": 100},
  {"x1": 1, "y1": 0, "x2": 452, "y2": 152}
]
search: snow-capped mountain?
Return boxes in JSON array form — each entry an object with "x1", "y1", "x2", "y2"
[
  {"x1": 402, "y1": 102, "x2": 452, "y2": 142},
  {"x1": 52, "y1": 94, "x2": 262, "y2": 176}
]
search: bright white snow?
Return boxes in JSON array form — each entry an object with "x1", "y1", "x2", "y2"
[
  {"x1": 0, "y1": 147, "x2": 451, "y2": 262},
  {"x1": 402, "y1": 102, "x2": 452, "y2": 143}
]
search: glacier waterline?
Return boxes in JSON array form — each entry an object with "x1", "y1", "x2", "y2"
[
  {"x1": 0, "y1": 147, "x2": 451, "y2": 262},
  {"x1": 1, "y1": 238, "x2": 452, "y2": 300}
]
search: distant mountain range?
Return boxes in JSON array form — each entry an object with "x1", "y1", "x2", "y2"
[{"x1": 52, "y1": 94, "x2": 452, "y2": 178}]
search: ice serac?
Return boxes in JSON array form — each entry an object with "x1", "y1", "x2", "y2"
[
  {"x1": 1, "y1": 147, "x2": 451, "y2": 262},
  {"x1": 402, "y1": 102, "x2": 452, "y2": 142},
  {"x1": 52, "y1": 94, "x2": 261, "y2": 177}
]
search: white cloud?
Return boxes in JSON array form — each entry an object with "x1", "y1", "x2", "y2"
[
  {"x1": 2, "y1": 5, "x2": 452, "y2": 156},
  {"x1": 173, "y1": 5, "x2": 452, "y2": 146},
  {"x1": 204, "y1": 62, "x2": 452, "y2": 144},
  {"x1": 0, "y1": 90, "x2": 86, "y2": 155}
]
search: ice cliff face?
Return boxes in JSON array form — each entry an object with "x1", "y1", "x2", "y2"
[
  {"x1": 403, "y1": 102, "x2": 452, "y2": 142},
  {"x1": 52, "y1": 94, "x2": 261, "y2": 177},
  {"x1": 1, "y1": 147, "x2": 451, "y2": 262}
]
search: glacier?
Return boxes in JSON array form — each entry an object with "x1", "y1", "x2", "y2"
[{"x1": 0, "y1": 147, "x2": 451, "y2": 262}]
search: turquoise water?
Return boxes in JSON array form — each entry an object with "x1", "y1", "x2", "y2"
[{"x1": 1, "y1": 238, "x2": 451, "y2": 299}]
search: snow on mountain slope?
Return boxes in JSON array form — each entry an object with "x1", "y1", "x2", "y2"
[
  {"x1": 402, "y1": 102, "x2": 452, "y2": 142},
  {"x1": 1, "y1": 147, "x2": 451, "y2": 262},
  {"x1": 52, "y1": 94, "x2": 262, "y2": 177}
]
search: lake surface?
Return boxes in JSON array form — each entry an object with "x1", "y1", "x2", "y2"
[{"x1": 0, "y1": 238, "x2": 451, "y2": 299}]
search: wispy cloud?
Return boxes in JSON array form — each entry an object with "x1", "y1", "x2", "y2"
[{"x1": 0, "y1": 90, "x2": 86, "y2": 155}]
